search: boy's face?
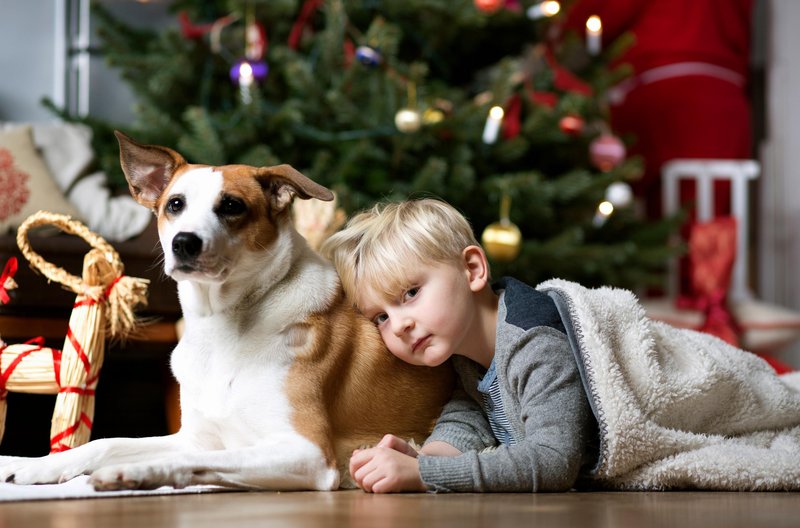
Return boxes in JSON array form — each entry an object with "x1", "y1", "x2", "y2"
[{"x1": 357, "y1": 260, "x2": 479, "y2": 367}]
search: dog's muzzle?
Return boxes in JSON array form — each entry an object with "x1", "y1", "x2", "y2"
[{"x1": 172, "y1": 232, "x2": 203, "y2": 261}]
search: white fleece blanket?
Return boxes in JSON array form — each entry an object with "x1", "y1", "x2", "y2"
[{"x1": 538, "y1": 279, "x2": 800, "y2": 491}]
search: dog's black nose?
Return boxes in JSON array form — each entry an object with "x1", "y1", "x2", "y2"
[{"x1": 172, "y1": 232, "x2": 203, "y2": 260}]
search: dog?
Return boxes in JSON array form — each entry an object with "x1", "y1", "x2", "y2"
[{"x1": 0, "y1": 132, "x2": 454, "y2": 491}]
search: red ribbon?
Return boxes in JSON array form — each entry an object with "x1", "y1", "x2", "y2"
[
  {"x1": 528, "y1": 89, "x2": 558, "y2": 108},
  {"x1": 289, "y1": 0, "x2": 324, "y2": 49},
  {"x1": 65, "y1": 327, "x2": 92, "y2": 375},
  {"x1": 0, "y1": 257, "x2": 18, "y2": 305},
  {"x1": 502, "y1": 94, "x2": 522, "y2": 140},
  {"x1": 72, "y1": 274, "x2": 125, "y2": 309},
  {"x1": 0, "y1": 337, "x2": 49, "y2": 400},
  {"x1": 545, "y1": 49, "x2": 593, "y2": 96},
  {"x1": 50, "y1": 412, "x2": 93, "y2": 453},
  {"x1": 178, "y1": 11, "x2": 215, "y2": 39}
]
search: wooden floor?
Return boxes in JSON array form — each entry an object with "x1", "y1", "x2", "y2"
[{"x1": 1, "y1": 490, "x2": 799, "y2": 528}]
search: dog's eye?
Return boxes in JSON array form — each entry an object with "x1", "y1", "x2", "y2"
[
  {"x1": 167, "y1": 197, "x2": 184, "y2": 214},
  {"x1": 218, "y1": 197, "x2": 247, "y2": 217}
]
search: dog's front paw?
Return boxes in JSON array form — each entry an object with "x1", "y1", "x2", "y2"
[
  {"x1": 0, "y1": 457, "x2": 25, "y2": 483},
  {"x1": 0, "y1": 456, "x2": 86, "y2": 485},
  {"x1": 90, "y1": 464, "x2": 176, "y2": 491}
]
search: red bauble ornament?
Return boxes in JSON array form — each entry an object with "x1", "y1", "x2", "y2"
[
  {"x1": 559, "y1": 114, "x2": 585, "y2": 136},
  {"x1": 590, "y1": 133, "x2": 626, "y2": 172},
  {"x1": 475, "y1": 0, "x2": 505, "y2": 13}
]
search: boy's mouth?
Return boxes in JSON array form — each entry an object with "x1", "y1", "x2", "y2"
[{"x1": 412, "y1": 335, "x2": 432, "y2": 354}]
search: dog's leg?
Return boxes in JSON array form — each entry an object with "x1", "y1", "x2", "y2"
[
  {"x1": 89, "y1": 436, "x2": 339, "y2": 491},
  {"x1": 0, "y1": 434, "x2": 191, "y2": 485}
]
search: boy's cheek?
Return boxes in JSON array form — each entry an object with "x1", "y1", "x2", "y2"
[{"x1": 381, "y1": 338, "x2": 408, "y2": 361}]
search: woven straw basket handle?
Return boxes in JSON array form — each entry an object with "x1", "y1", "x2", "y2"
[{"x1": 15, "y1": 212, "x2": 123, "y2": 294}]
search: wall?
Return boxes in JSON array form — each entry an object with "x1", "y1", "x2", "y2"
[
  {"x1": 759, "y1": 0, "x2": 800, "y2": 367},
  {"x1": 0, "y1": 0, "x2": 61, "y2": 122},
  {"x1": 0, "y1": 0, "x2": 171, "y2": 124}
]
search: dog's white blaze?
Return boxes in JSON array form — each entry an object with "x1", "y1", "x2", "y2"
[
  {"x1": 159, "y1": 167, "x2": 225, "y2": 277},
  {"x1": 169, "y1": 167, "x2": 222, "y2": 231}
]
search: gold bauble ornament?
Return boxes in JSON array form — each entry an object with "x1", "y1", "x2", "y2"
[
  {"x1": 481, "y1": 194, "x2": 522, "y2": 262},
  {"x1": 422, "y1": 108, "x2": 445, "y2": 125}
]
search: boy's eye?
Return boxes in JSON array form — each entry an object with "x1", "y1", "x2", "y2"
[
  {"x1": 372, "y1": 313, "x2": 388, "y2": 325},
  {"x1": 404, "y1": 287, "x2": 420, "y2": 301}
]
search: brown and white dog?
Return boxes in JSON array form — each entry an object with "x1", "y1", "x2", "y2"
[{"x1": 0, "y1": 132, "x2": 453, "y2": 491}]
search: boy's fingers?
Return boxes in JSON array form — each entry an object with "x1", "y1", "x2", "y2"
[
  {"x1": 377, "y1": 434, "x2": 399, "y2": 448},
  {"x1": 349, "y1": 450, "x2": 368, "y2": 478},
  {"x1": 355, "y1": 464, "x2": 377, "y2": 493},
  {"x1": 359, "y1": 466, "x2": 385, "y2": 493},
  {"x1": 378, "y1": 435, "x2": 418, "y2": 457},
  {"x1": 350, "y1": 448, "x2": 379, "y2": 484}
]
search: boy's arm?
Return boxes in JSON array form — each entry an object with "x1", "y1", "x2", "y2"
[
  {"x1": 423, "y1": 379, "x2": 497, "y2": 454},
  {"x1": 419, "y1": 441, "x2": 461, "y2": 456},
  {"x1": 418, "y1": 328, "x2": 594, "y2": 492}
]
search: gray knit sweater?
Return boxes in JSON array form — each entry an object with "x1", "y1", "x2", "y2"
[{"x1": 418, "y1": 277, "x2": 597, "y2": 492}]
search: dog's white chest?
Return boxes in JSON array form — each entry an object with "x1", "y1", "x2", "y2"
[{"x1": 172, "y1": 322, "x2": 298, "y2": 448}]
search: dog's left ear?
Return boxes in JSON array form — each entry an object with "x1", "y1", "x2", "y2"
[
  {"x1": 257, "y1": 165, "x2": 334, "y2": 213},
  {"x1": 115, "y1": 130, "x2": 187, "y2": 210}
]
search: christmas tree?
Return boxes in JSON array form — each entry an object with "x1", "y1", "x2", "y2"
[{"x1": 52, "y1": 0, "x2": 681, "y2": 290}]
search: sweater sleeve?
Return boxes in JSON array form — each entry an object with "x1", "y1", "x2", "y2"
[
  {"x1": 418, "y1": 327, "x2": 594, "y2": 492},
  {"x1": 423, "y1": 379, "x2": 497, "y2": 454}
]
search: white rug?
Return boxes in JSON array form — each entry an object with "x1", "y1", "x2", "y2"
[{"x1": 0, "y1": 475, "x2": 228, "y2": 502}]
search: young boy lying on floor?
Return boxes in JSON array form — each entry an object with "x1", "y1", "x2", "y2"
[{"x1": 323, "y1": 198, "x2": 597, "y2": 493}]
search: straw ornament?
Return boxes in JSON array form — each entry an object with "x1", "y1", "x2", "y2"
[
  {"x1": 0, "y1": 211, "x2": 150, "y2": 451},
  {"x1": 16, "y1": 211, "x2": 149, "y2": 339}
]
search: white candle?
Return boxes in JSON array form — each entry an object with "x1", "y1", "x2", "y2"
[
  {"x1": 592, "y1": 200, "x2": 614, "y2": 227},
  {"x1": 238, "y1": 62, "x2": 254, "y2": 87},
  {"x1": 482, "y1": 106, "x2": 505, "y2": 144},
  {"x1": 527, "y1": 1, "x2": 560, "y2": 20},
  {"x1": 586, "y1": 15, "x2": 602, "y2": 56}
]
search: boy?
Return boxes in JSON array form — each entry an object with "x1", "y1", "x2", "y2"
[{"x1": 320, "y1": 198, "x2": 598, "y2": 493}]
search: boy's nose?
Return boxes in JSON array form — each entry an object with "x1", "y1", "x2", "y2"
[{"x1": 392, "y1": 316, "x2": 413, "y2": 336}]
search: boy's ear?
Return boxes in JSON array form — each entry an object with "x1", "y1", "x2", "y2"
[{"x1": 462, "y1": 245, "x2": 490, "y2": 292}]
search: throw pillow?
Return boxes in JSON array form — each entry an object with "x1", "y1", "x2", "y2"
[
  {"x1": 0, "y1": 126, "x2": 82, "y2": 235},
  {"x1": 1, "y1": 122, "x2": 152, "y2": 242}
]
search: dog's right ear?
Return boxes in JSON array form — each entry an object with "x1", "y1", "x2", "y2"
[{"x1": 115, "y1": 130, "x2": 187, "y2": 210}]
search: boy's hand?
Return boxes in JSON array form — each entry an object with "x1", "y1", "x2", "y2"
[
  {"x1": 376, "y1": 434, "x2": 419, "y2": 457},
  {"x1": 349, "y1": 446, "x2": 427, "y2": 493}
]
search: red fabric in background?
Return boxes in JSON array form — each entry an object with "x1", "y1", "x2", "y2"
[
  {"x1": 612, "y1": 75, "x2": 751, "y2": 219},
  {"x1": 560, "y1": 0, "x2": 755, "y2": 219}
]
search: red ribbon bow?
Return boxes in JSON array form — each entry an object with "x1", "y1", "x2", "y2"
[{"x1": 0, "y1": 257, "x2": 18, "y2": 305}]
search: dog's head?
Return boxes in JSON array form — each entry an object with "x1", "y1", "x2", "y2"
[{"x1": 115, "y1": 131, "x2": 333, "y2": 283}]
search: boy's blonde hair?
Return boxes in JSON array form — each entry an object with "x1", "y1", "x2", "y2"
[{"x1": 320, "y1": 198, "x2": 481, "y2": 305}]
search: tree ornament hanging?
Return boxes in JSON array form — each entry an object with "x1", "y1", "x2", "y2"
[
  {"x1": 589, "y1": 133, "x2": 626, "y2": 172},
  {"x1": 604, "y1": 181, "x2": 633, "y2": 208},
  {"x1": 229, "y1": 6, "x2": 269, "y2": 104},
  {"x1": 482, "y1": 193, "x2": 522, "y2": 262},
  {"x1": 422, "y1": 108, "x2": 445, "y2": 125},
  {"x1": 395, "y1": 82, "x2": 422, "y2": 133},
  {"x1": 395, "y1": 108, "x2": 422, "y2": 133},
  {"x1": 559, "y1": 114, "x2": 585, "y2": 136},
  {"x1": 475, "y1": 0, "x2": 505, "y2": 13},
  {"x1": 355, "y1": 45, "x2": 383, "y2": 67}
]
